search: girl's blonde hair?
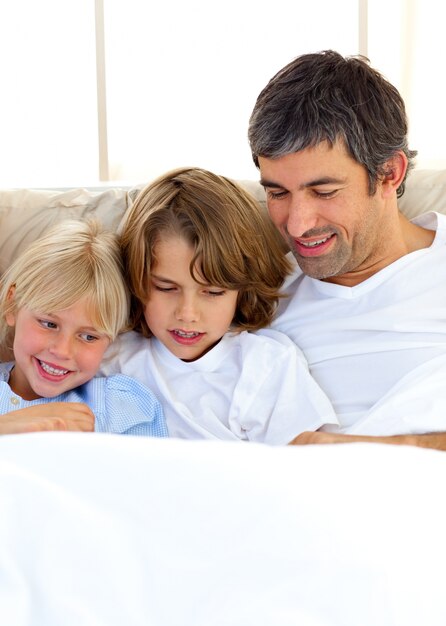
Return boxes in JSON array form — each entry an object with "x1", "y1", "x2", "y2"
[
  {"x1": 0, "y1": 219, "x2": 130, "y2": 349},
  {"x1": 120, "y1": 167, "x2": 292, "y2": 336}
]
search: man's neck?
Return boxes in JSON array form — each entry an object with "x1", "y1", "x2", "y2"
[{"x1": 324, "y1": 213, "x2": 435, "y2": 288}]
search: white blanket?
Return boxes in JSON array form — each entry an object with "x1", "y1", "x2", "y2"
[{"x1": 1, "y1": 433, "x2": 446, "y2": 626}]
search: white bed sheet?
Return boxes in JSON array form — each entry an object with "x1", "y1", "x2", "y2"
[{"x1": 1, "y1": 433, "x2": 446, "y2": 626}]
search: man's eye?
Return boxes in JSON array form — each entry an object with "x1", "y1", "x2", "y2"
[
  {"x1": 314, "y1": 190, "x2": 337, "y2": 198},
  {"x1": 266, "y1": 189, "x2": 288, "y2": 200}
]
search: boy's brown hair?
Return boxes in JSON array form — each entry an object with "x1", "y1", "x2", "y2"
[{"x1": 120, "y1": 167, "x2": 291, "y2": 336}]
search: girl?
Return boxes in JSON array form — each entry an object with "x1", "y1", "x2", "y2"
[
  {"x1": 0, "y1": 219, "x2": 168, "y2": 437},
  {"x1": 102, "y1": 167, "x2": 338, "y2": 443}
]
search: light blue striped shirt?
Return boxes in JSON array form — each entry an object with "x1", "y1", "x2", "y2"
[{"x1": 0, "y1": 362, "x2": 168, "y2": 437}]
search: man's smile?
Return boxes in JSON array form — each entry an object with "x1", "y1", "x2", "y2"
[{"x1": 292, "y1": 233, "x2": 337, "y2": 257}]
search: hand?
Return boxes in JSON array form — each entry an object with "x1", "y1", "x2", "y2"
[
  {"x1": 289, "y1": 431, "x2": 357, "y2": 445},
  {"x1": 0, "y1": 402, "x2": 95, "y2": 435},
  {"x1": 289, "y1": 430, "x2": 446, "y2": 451}
]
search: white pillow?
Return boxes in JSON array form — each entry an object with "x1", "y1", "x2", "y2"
[{"x1": 0, "y1": 187, "x2": 129, "y2": 274}]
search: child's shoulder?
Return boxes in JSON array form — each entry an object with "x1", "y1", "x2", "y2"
[
  {"x1": 113, "y1": 330, "x2": 150, "y2": 354},
  {"x1": 0, "y1": 361, "x2": 13, "y2": 380},
  {"x1": 236, "y1": 328, "x2": 306, "y2": 359},
  {"x1": 100, "y1": 330, "x2": 151, "y2": 376}
]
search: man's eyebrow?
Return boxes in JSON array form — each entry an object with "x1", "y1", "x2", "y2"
[
  {"x1": 260, "y1": 176, "x2": 346, "y2": 189},
  {"x1": 303, "y1": 176, "x2": 346, "y2": 187},
  {"x1": 260, "y1": 178, "x2": 283, "y2": 188}
]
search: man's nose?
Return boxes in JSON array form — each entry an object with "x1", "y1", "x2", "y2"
[{"x1": 285, "y1": 196, "x2": 320, "y2": 239}]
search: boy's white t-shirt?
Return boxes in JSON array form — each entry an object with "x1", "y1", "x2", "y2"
[
  {"x1": 101, "y1": 328, "x2": 337, "y2": 443},
  {"x1": 270, "y1": 212, "x2": 446, "y2": 435}
]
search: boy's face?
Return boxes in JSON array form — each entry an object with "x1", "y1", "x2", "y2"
[
  {"x1": 143, "y1": 234, "x2": 239, "y2": 362},
  {"x1": 6, "y1": 296, "x2": 110, "y2": 400}
]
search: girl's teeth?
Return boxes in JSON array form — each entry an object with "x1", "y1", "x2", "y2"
[
  {"x1": 39, "y1": 361, "x2": 69, "y2": 376},
  {"x1": 175, "y1": 330, "x2": 199, "y2": 338}
]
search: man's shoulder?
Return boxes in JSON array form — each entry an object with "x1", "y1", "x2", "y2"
[{"x1": 412, "y1": 211, "x2": 446, "y2": 241}]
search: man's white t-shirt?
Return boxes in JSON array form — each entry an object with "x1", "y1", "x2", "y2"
[
  {"x1": 269, "y1": 212, "x2": 446, "y2": 435},
  {"x1": 101, "y1": 329, "x2": 337, "y2": 443}
]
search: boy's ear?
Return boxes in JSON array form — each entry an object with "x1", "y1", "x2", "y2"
[
  {"x1": 5, "y1": 285, "x2": 17, "y2": 327},
  {"x1": 380, "y1": 151, "x2": 408, "y2": 198}
]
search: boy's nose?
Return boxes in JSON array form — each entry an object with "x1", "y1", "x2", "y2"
[{"x1": 175, "y1": 296, "x2": 200, "y2": 323}]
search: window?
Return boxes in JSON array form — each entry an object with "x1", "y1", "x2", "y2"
[
  {"x1": 102, "y1": 0, "x2": 359, "y2": 184},
  {"x1": 0, "y1": 0, "x2": 98, "y2": 187},
  {"x1": 8, "y1": 1, "x2": 426, "y2": 187}
]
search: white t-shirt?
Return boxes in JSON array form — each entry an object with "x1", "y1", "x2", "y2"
[
  {"x1": 270, "y1": 212, "x2": 446, "y2": 435},
  {"x1": 101, "y1": 329, "x2": 337, "y2": 443}
]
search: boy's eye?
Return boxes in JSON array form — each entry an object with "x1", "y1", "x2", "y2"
[
  {"x1": 206, "y1": 289, "x2": 226, "y2": 297},
  {"x1": 154, "y1": 284, "x2": 176, "y2": 292}
]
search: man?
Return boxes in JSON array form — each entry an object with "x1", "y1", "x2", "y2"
[{"x1": 248, "y1": 50, "x2": 446, "y2": 449}]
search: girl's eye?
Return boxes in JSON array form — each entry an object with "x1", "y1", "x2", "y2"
[
  {"x1": 80, "y1": 333, "x2": 98, "y2": 343},
  {"x1": 39, "y1": 319, "x2": 57, "y2": 329}
]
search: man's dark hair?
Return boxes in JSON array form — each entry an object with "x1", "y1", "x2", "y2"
[{"x1": 248, "y1": 50, "x2": 417, "y2": 197}]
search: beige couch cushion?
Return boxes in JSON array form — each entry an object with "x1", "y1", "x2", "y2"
[
  {"x1": 1, "y1": 169, "x2": 446, "y2": 275},
  {"x1": 399, "y1": 169, "x2": 446, "y2": 219},
  {"x1": 0, "y1": 188, "x2": 130, "y2": 275}
]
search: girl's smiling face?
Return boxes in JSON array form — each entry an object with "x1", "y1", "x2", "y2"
[
  {"x1": 143, "y1": 234, "x2": 239, "y2": 361},
  {"x1": 6, "y1": 296, "x2": 110, "y2": 400}
]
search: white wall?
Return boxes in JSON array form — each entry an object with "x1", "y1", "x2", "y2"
[
  {"x1": 103, "y1": 0, "x2": 359, "y2": 184},
  {"x1": 0, "y1": 0, "x2": 443, "y2": 187},
  {"x1": 367, "y1": 0, "x2": 446, "y2": 169}
]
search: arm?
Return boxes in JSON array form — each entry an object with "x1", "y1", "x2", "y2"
[
  {"x1": 289, "y1": 430, "x2": 446, "y2": 451},
  {"x1": 0, "y1": 402, "x2": 95, "y2": 435},
  {"x1": 102, "y1": 374, "x2": 168, "y2": 437}
]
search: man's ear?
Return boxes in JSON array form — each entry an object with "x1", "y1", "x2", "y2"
[
  {"x1": 380, "y1": 151, "x2": 408, "y2": 198},
  {"x1": 5, "y1": 285, "x2": 17, "y2": 328}
]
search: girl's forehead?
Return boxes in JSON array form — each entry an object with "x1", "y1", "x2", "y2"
[{"x1": 34, "y1": 294, "x2": 106, "y2": 327}]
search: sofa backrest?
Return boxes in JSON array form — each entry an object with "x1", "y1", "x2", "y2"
[
  {"x1": 1, "y1": 168, "x2": 445, "y2": 275},
  {"x1": 398, "y1": 169, "x2": 446, "y2": 219}
]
